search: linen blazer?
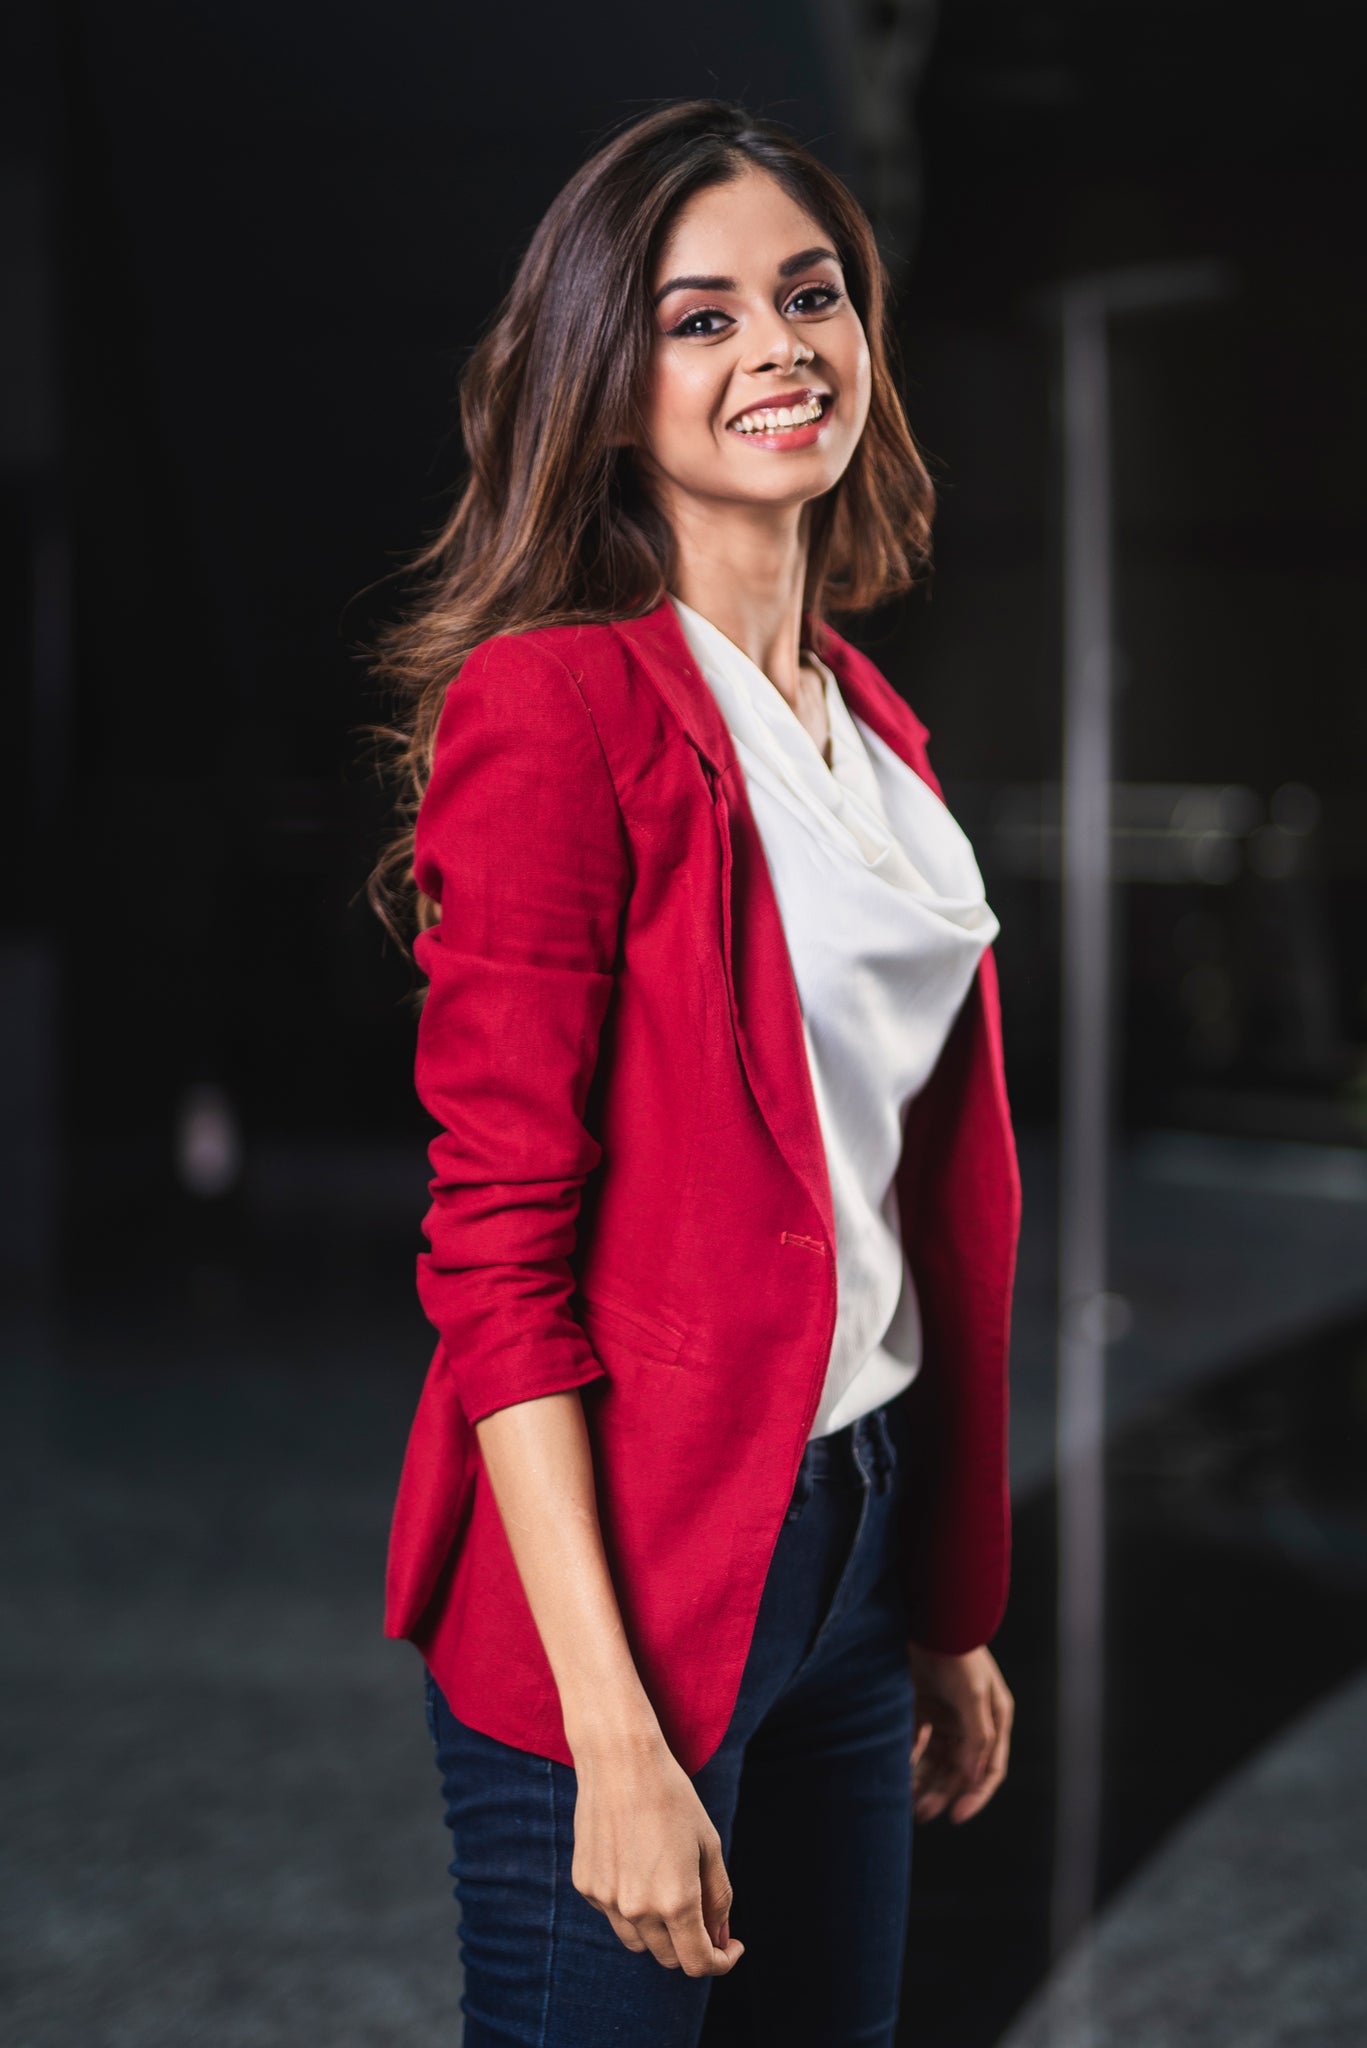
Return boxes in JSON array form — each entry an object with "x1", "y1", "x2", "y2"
[{"x1": 384, "y1": 594, "x2": 1022, "y2": 1777}]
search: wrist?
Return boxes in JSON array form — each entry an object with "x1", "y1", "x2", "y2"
[
  {"x1": 907, "y1": 1638, "x2": 983, "y2": 1665},
  {"x1": 563, "y1": 1687, "x2": 666, "y2": 1766}
]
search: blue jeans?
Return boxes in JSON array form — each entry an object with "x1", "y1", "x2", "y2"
[{"x1": 423, "y1": 1395, "x2": 917, "y2": 2046}]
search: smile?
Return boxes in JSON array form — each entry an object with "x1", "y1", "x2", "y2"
[{"x1": 727, "y1": 393, "x2": 829, "y2": 436}]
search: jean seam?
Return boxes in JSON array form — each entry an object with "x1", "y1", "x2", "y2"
[
  {"x1": 537, "y1": 1758, "x2": 559, "y2": 2048},
  {"x1": 868, "y1": 1407, "x2": 896, "y2": 1492},
  {"x1": 791, "y1": 1473, "x2": 875, "y2": 1684}
]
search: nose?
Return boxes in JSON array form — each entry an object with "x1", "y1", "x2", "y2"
[{"x1": 747, "y1": 309, "x2": 810, "y2": 376}]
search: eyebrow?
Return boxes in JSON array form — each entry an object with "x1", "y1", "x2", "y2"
[{"x1": 651, "y1": 245, "x2": 842, "y2": 307}]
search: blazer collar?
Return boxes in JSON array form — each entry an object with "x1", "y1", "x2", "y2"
[
  {"x1": 611, "y1": 595, "x2": 938, "y2": 1256},
  {"x1": 612, "y1": 595, "x2": 932, "y2": 786}
]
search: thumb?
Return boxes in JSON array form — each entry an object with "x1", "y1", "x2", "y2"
[{"x1": 699, "y1": 1835, "x2": 736, "y2": 1949}]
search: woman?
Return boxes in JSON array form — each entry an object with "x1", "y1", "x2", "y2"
[{"x1": 369, "y1": 98, "x2": 1021, "y2": 2048}]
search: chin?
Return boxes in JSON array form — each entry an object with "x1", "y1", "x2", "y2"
[{"x1": 724, "y1": 457, "x2": 845, "y2": 503}]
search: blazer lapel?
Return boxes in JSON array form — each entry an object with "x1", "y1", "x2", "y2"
[
  {"x1": 613, "y1": 602, "x2": 831, "y2": 1240},
  {"x1": 614, "y1": 599, "x2": 940, "y2": 1250},
  {"x1": 814, "y1": 619, "x2": 935, "y2": 777}
]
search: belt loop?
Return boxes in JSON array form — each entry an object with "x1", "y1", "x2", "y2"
[
  {"x1": 870, "y1": 1406, "x2": 895, "y2": 1493},
  {"x1": 852, "y1": 1414, "x2": 871, "y2": 1485},
  {"x1": 850, "y1": 1411, "x2": 892, "y2": 1494}
]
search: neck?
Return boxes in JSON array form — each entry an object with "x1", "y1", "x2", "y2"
[{"x1": 664, "y1": 492, "x2": 813, "y2": 709}]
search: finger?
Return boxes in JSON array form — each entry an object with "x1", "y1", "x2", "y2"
[
  {"x1": 966, "y1": 1672, "x2": 1010, "y2": 1786},
  {"x1": 666, "y1": 1898, "x2": 743, "y2": 1978},
  {"x1": 948, "y1": 1691, "x2": 997, "y2": 1792},
  {"x1": 949, "y1": 1746, "x2": 1007, "y2": 1820},
  {"x1": 631, "y1": 1915, "x2": 684, "y2": 1970},
  {"x1": 698, "y1": 1835, "x2": 735, "y2": 1950},
  {"x1": 921, "y1": 1747, "x2": 986, "y2": 1821},
  {"x1": 914, "y1": 1775, "x2": 951, "y2": 1817},
  {"x1": 915, "y1": 1776, "x2": 953, "y2": 1818},
  {"x1": 914, "y1": 1761, "x2": 959, "y2": 1826},
  {"x1": 984, "y1": 1674, "x2": 1013, "y2": 1775},
  {"x1": 951, "y1": 1678, "x2": 1013, "y2": 1821},
  {"x1": 950, "y1": 1766, "x2": 1004, "y2": 1820},
  {"x1": 915, "y1": 1744, "x2": 962, "y2": 1819},
  {"x1": 914, "y1": 1731, "x2": 958, "y2": 1801},
  {"x1": 915, "y1": 1788, "x2": 951, "y2": 1821},
  {"x1": 603, "y1": 1907, "x2": 649, "y2": 1954}
]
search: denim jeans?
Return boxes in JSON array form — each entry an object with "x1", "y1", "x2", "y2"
[{"x1": 423, "y1": 1395, "x2": 918, "y2": 2046}]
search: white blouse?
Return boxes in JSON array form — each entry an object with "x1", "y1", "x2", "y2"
[{"x1": 669, "y1": 596, "x2": 1000, "y2": 1440}]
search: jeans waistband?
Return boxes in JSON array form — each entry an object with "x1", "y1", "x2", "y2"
[{"x1": 800, "y1": 1399, "x2": 901, "y2": 1490}]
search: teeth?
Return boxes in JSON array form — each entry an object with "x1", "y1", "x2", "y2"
[{"x1": 731, "y1": 396, "x2": 825, "y2": 433}]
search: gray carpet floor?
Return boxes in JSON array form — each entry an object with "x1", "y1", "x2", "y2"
[
  {"x1": 997, "y1": 1665, "x2": 1367, "y2": 2048},
  {"x1": 3, "y1": 1127, "x2": 1364, "y2": 2045}
]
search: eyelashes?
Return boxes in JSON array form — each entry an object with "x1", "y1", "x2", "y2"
[{"x1": 663, "y1": 283, "x2": 845, "y2": 340}]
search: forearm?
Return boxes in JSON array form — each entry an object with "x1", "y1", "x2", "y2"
[{"x1": 473, "y1": 1389, "x2": 664, "y2": 1760}]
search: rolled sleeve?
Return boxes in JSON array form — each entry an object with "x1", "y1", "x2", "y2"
[{"x1": 411, "y1": 633, "x2": 630, "y2": 1425}]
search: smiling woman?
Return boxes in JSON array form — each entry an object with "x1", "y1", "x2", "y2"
[
  {"x1": 364, "y1": 104, "x2": 934, "y2": 950},
  {"x1": 365, "y1": 98, "x2": 1020, "y2": 2048},
  {"x1": 647, "y1": 200, "x2": 864, "y2": 473},
  {"x1": 638, "y1": 168, "x2": 877, "y2": 761}
]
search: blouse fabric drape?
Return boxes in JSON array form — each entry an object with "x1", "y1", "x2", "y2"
[{"x1": 669, "y1": 596, "x2": 1000, "y2": 1438}]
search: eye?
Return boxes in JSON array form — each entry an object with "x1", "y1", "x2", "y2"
[
  {"x1": 664, "y1": 306, "x2": 734, "y2": 339},
  {"x1": 786, "y1": 283, "x2": 844, "y2": 316}
]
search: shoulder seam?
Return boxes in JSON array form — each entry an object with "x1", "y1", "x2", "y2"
[{"x1": 523, "y1": 636, "x2": 630, "y2": 825}]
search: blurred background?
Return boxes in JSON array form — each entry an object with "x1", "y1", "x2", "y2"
[{"x1": 3, "y1": 3, "x2": 1365, "y2": 2044}]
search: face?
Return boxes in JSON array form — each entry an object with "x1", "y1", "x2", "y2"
[{"x1": 637, "y1": 165, "x2": 872, "y2": 517}]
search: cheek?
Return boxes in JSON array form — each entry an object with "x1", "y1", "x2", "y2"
[
  {"x1": 642, "y1": 355, "x2": 725, "y2": 468},
  {"x1": 853, "y1": 339, "x2": 872, "y2": 429}
]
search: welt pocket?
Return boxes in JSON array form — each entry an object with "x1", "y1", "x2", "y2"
[{"x1": 576, "y1": 1288, "x2": 687, "y2": 1368}]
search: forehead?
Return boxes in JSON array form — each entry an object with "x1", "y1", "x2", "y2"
[{"x1": 651, "y1": 166, "x2": 834, "y2": 279}]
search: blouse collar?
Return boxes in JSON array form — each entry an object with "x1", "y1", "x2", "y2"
[{"x1": 667, "y1": 592, "x2": 996, "y2": 921}]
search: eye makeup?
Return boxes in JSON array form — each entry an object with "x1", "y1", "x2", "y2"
[{"x1": 662, "y1": 282, "x2": 845, "y2": 340}]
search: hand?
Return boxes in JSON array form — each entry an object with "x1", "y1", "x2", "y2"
[
  {"x1": 906, "y1": 1641, "x2": 1014, "y2": 1824},
  {"x1": 569, "y1": 1727, "x2": 745, "y2": 1976}
]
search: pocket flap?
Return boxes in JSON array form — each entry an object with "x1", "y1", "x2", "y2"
[{"x1": 575, "y1": 1288, "x2": 686, "y2": 1368}]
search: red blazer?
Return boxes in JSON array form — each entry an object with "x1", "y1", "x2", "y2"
[{"x1": 384, "y1": 594, "x2": 1021, "y2": 1777}]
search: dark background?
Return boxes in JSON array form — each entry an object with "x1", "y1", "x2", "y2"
[
  {"x1": 3, "y1": 6, "x2": 1366, "y2": 2046},
  {"x1": 5, "y1": 0, "x2": 1364, "y2": 1223}
]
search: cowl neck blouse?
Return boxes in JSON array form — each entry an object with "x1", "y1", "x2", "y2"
[{"x1": 669, "y1": 594, "x2": 1000, "y2": 1439}]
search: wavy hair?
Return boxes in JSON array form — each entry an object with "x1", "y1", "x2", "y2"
[{"x1": 362, "y1": 97, "x2": 935, "y2": 955}]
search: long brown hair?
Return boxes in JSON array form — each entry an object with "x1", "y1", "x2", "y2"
[{"x1": 362, "y1": 98, "x2": 935, "y2": 955}]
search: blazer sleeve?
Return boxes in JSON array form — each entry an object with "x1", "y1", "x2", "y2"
[{"x1": 410, "y1": 632, "x2": 631, "y2": 1426}]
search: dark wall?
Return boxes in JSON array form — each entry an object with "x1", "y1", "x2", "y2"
[
  {"x1": 7, "y1": 0, "x2": 1365, "y2": 1235},
  {"x1": 51, "y1": 1, "x2": 857, "y2": 1158},
  {"x1": 886, "y1": 1, "x2": 1367, "y2": 1125}
]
